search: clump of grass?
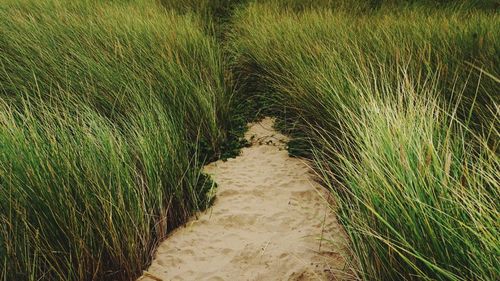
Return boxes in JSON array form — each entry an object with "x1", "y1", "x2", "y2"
[
  {"x1": 313, "y1": 70, "x2": 499, "y2": 280},
  {"x1": 230, "y1": 2, "x2": 499, "y2": 133},
  {"x1": 1, "y1": 0, "x2": 231, "y2": 153},
  {"x1": 229, "y1": 2, "x2": 499, "y2": 280},
  {"x1": 0, "y1": 0, "x2": 231, "y2": 280}
]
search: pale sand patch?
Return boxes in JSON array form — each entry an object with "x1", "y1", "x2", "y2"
[{"x1": 139, "y1": 117, "x2": 352, "y2": 281}]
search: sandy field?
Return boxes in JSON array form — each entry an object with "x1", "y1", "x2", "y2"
[{"x1": 139, "y1": 117, "x2": 351, "y2": 281}]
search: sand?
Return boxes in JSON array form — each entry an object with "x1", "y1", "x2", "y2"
[{"x1": 139, "y1": 117, "x2": 351, "y2": 281}]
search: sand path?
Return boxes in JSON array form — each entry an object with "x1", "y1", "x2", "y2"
[{"x1": 140, "y1": 118, "x2": 350, "y2": 281}]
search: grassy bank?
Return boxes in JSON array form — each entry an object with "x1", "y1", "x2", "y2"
[
  {"x1": 0, "y1": 0, "x2": 232, "y2": 280},
  {"x1": 229, "y1": 2, "x2": 499, "y2": 280}
]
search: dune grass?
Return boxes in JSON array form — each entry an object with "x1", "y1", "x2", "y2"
[
  {"x1": 1, "y1": 0, "x2": 498, "y2": 280},
  {"x1": 229, "y1": 2, "x2": 499, "y2": 280},
  {"x1": 0, "y1": 0, "x2": 233, "y2": 280}
]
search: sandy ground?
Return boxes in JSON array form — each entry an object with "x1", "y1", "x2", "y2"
[{"x1": 139, "y1": 118, "x2": 351, "y2": 281}]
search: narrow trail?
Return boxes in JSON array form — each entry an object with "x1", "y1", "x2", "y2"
[{"x1": 140, "y1": 118, "x2": 351, "y2": 281}]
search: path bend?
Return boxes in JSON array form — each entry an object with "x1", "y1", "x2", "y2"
[{"x1": 140, "y1": 117, "x2": 351, "y2": 281}]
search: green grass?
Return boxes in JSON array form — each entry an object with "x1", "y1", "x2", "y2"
[
  {"x1": 229, "y1": 2, "x2": 499, "y2": 280},
  {"x1": 0, "y1": 0, "x2": 233, "y2": 280},
  {"x1": 1, "y1": 0, "x2": 498, "y2": 280},
  {"x1": 160, "y1": 0, "x2": 249, "y2": 40}
]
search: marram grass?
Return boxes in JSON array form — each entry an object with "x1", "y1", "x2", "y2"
[
  {"x1": 0, "y1": 0, "x2": 230, "y2": 280},
  {"x1": 229, "y1": 2, "x2": 499, "y2": 280},
  {"x1": 0, "y1": 0, "x2": 498, "y2": 280}
]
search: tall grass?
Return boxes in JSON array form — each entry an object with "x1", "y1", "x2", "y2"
[
  {"x1": 162, "y1": 0, "x2": 499, "y2": 14},
  {"x1": 1, "y1": 0, "x2": 498, "y2": 279},
  {"x1": 0, "y1": 0, "x2": 230, "y2": 280},
  {"x1": 229, "y1": 2, "x2": 499, "y2": 280},
  {"x1": 160, "y1": 0, "x2": 248, "y2": 39},
  {"x1": 311, "y1": 67, "x2": 500, "y2": 280},
  {"x1": 231, "y1": 2, "x2": 499, "y2": 131}
]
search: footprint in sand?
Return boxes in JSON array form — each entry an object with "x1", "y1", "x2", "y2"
[{"x1": 138, "y1": 117, "x2": 352, "y2": 281}]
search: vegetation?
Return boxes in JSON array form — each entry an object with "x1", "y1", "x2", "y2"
[
  {"x1": 1, "y1": 0, "x2": 498, "y2": 280},
  {"x1": 229, "y1": 2, "x2": 499, "y2": 280},
  {"x1": 0, "y1": 0, "x2": 233, "y2": 280}
]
